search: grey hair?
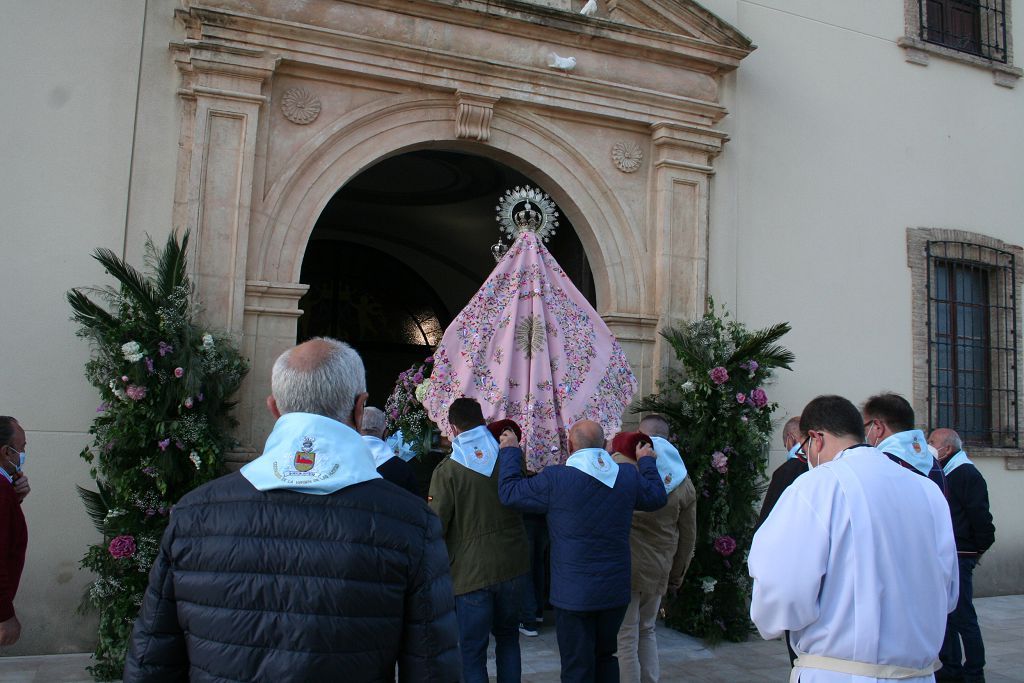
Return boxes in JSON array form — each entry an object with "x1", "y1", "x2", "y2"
[
  {"x1": 782, "y1": 416, "x2": 802, "y2": 442},
  {"x1": 271, "y1": 337, "x2": 366, "y2": 424},
  {"x1": 638, "y1": 414, "x2": 670, "y2": 439},
  {"x1": 361, "y1": 407, "x2": 386, "y2": 438},
  {"x1": 941, "y1": 430, "x2": 963, "y2": 453}
]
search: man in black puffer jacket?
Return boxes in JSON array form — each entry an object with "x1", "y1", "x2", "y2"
[{"x1": 124, "y1": 337, "x2": 461, "y2": 682}]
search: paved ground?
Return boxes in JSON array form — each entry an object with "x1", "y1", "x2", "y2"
[{"x1": 0, "y1": 595, "x2": 1020, "y2": 681}]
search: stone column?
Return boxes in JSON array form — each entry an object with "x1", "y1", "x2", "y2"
[{"x1": 648, "y1": 122, "x2": 727, "y2": 380}]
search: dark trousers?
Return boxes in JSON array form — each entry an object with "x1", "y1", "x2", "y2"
[
  {"x1": 555, "y1": 605, "x2": 628, "y2": 683},
  {"x1": 455, "y1": 577, "x2": 523, "y2": 683},
  {"x1": 519, "y1": 514, "x2": 549, "y2": 624},
  {"x1": 940, "y1": 557, "x2": 986, "y2": 681}
]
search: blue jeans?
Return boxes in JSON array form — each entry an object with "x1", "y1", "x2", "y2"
[
  {"x1": 940, "y1": 557, "x2": 986, "y2": 681},
  {"x1": 455, "y1": 576, "x2": 523, "y2": 683},
  {"x1": 555, "y1": 605, "x2": 628, "y2": 683},
  {"x1": 519, "y1": 513, "x2": 549, "y2": 624}
]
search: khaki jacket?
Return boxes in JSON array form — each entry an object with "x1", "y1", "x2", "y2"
[
  {"x1": 428, "y1": 456, "x2": 529, "y2": 595},
  {"x1": 613, "y1": 453, "x2": 698, "y2": 595}
]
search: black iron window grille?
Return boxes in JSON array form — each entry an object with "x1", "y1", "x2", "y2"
[
  {"x1": 926, "y1": 241, "x2": 1018, "y2": 447},
  {"x1": 917, "y1": 0, "x2": 1009, "y2": 63}
]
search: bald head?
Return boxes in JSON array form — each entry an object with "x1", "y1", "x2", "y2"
[
  {"x1": 927, "y1": 427, "x2": 962, "y2": 462},
  {"x1": 639, "y1": 414, "x2": 670, "y2": 439},
  {"x1": 271, "y1": 337, "x2": 367, "y2": 426},
  {"x1": 569, "y1": 420, "x2": 605, "y2": 453},
  {"x1": 782, "y1": 416, "x2": 802, "y2": 450}
]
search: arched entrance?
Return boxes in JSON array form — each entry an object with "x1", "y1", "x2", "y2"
[{"x1": 297, "y1": 149, "x2": 595, "y2": 404}]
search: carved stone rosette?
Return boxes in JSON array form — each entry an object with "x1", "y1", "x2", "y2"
[
  {"x1": 281, "y1": 87, "x2": 321, "y2": 125},
  {"x1": 612, "y1": 140, "x2": 644, "y2": 173}
]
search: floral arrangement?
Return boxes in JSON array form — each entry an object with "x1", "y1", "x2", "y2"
[
  {"x1": 68, "y1": 232, "x2": 248, "y2": 680},
  {"x1": 383, "y1": 356, "x2": 436, "y2": 457},
  {"x1": 636, "y1": 300, "x2": 793, "y2": 642}
]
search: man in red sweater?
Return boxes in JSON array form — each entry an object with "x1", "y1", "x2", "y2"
[{"x1": 0, "y1": 416, "x2": 29, "y2": 646}]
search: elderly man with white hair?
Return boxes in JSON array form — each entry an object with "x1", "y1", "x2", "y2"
[
  {"x1": 124, "y1": 337, "x2": 460, "y2": 682},
  {"x1": 361, "y1": 406, "x2": 419, "y2": 496}
]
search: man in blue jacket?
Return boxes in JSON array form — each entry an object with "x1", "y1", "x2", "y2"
[
  {"x1": 124, "y1": 338, "x2": 460, "y2": 682},
  {"x1": 498, "y1": 419, "x2": 667, "y2": 683}
]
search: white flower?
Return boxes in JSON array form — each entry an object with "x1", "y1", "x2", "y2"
[
  {"x1": 202, "y1": 333, "x2": 214, "y2": 350},
  {"x1": 701, "y1": 577, "x2": 717, "y2": 594},
  {"x1": 414, "y1": 379, "x2": 431, "y2": 403},
  {"x1": 681, "y1": 381, "x2": 695, "y2": 393},
  {"x1": 189, "y1": 452, "x2": 201, "y2": 470},
  {"x1": 121, "y1": 341, "x2": 144, "y2": 362}
]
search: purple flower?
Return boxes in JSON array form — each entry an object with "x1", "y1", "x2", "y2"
[
  {"x1": 174, "y1": 367, "x2": 184, "y2": 378},
  {"x1": 390, "y1": 409, "x2": 399, "y2": 420},
  {"x1": 750, "y1": 387, "x2": 768, "y2": 409},
  {"x1": 142, "y1": 466, "x2": 158, "y2": 477},
  {"x1": 158, "y1": 438, "x2": 170, "y2": 451},
  {"x1": 424, "y1": 355, "x2": 434, "y2": 364},
  {"x1": 144, "y1": 357, "x2": 155, "y2": 374},
  {"x1": 125, "y1": 385, "x2": 147, "y2": 401},
  {"x1": 740, "y1": 360, "x2": 759, "y2": 373},
  {"x1": 108, "y1": 535, "x2": 136, "y2": 559},
  {"x1": 735, "y1": 392, "x2": 746, "y2": 404},
  {"x1": 711, "y1": 451, "x2": 729, "y2": 474},
  {"x1": 713, "y1": 535, "x2": 737, "y2": 557},
  {"x1": 709, "y1": 366, "x2": 729, "y2": 385},
  {"x1": 175, "y1": 440, "x2": 184, "y2": 450},
  {"x1": 412, "y1": 371, "x2": 424, "y2": 384},
  {"x1": 197, "y1": 392, "x2": 204, "y2": 402},
  {"x1": 96, "y1": 403, "x2": 109, "y2": 413},
  {"x1": 158, "y1": 341, "x2": 173, "y2": 357}
]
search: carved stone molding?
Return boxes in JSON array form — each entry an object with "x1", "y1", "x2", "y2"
[
  {"x1": 611, "y1": 140, "x2": 643, "y2": 173},
  {"x1": 455, "y1": 92, "x2": 499, "y2": 141},
  {"x1": 281, "y1": 87, "x2": 321, "y2": 124}
]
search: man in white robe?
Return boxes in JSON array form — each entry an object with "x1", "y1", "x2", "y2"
[{"x1": 749, "y1": 394, "x2": 958, "y2": 683}]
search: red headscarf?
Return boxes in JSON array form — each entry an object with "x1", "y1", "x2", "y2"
[{"x1": 610, "y1": 431, "x2": 653, "y2": 461}]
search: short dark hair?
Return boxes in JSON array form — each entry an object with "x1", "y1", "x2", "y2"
[
  {"x1": 638, "y1": 414, "x2": 671, "y2": 439},
  {"x1": 862, "y1": 393, "x2": 915, "y2": 433},
  {"x1": 800, "y1": 396, "x2": 865, "y2": 442},
  {"x1": 448, "y1": 398, "x2": 485, "y2": 432},
  {"x1": 0, "y1": 417, "x2": 16, "y2": 448}
]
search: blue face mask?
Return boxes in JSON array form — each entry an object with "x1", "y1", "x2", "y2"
[
  {"x1": 4, "y1": 446, "x2": 24, "y2": 473},
  {"x1": 787, "y1": 443, "x2": 801, "y2": 460}
]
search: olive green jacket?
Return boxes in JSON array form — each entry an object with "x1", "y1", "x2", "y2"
[{"x1": 428, "y1": 456, "x2": 529, "y2": 595}]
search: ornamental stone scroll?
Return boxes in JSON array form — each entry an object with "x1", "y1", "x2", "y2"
[{"x1": 455, "y1": 92, "x2": 500, "y2": 141}]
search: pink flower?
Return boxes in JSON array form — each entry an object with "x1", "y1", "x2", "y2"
[
  {"x1": 709, "y1": 366, "x2": 729, "y2": 385},
  {"x1": 184, "y1": 397, "x2": 194, "y2": 409},
  {"x1": 750, "y1": 387, "x2": 768, "y2": 409},
  {"x1": 158, "y1": 438, "x2": 170, "y2": 451},
  {"x1": 121, "y1": 375, "x2": 129, "y2": 382},
  {"x1": 174, "y1": 367, "x2": 184, "y2": 378},
  {"x1": 714, "y1": 535, "x2": 737, "y2": 557},
  {"x1": 736, "y1": 393, "x2": 746, "y2": 404},
  {"x1": 711, "y1": 451, "x2": 729, "y2": 474},
  {"x1": 108, "y1": 535, "x2": 136, "y2": 559},
  {"x1": 125, "y1": 385, "x2": 147, "y2": 401}
]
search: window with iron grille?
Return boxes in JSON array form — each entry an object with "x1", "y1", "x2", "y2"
[
  {"x1": 926, "y1": 241, "x2": 1018, "y2": 447},
  {"x1": 917, "y1": 0, "x2": 1009, "y2": 63}
]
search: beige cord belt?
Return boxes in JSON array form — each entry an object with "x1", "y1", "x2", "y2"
[{"x1": 789, "y1": 653, "x2": 941, "y2": 682}]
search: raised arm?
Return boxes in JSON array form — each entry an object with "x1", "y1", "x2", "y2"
[
  {"x1": 634, "y1": 456, "x2": 667, "y2": 511},
  {"x1": 498, "y1": 447, "x2": 551, "y2": 514}
]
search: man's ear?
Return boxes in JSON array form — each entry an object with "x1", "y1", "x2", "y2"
[
  {"x1": 352, "y1": 392, "x2": 368, "y2": 431},
  {"x1": 266, "y1": 395, "x2": 282, "y2": 419}
]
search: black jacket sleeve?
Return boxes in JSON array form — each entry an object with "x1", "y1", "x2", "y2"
[
  {"x1": 756, "y1": 459, "x2": 808, "y2": 532},
  {"x1": 963, "y1": 468, "x2": 995, "y2": 555},
  {"x1": 398, "y1": 508, "x2": 461, "y2": 682},
  {"x1": 123, "y1": 520, "x2": 187, "y2": 683}
]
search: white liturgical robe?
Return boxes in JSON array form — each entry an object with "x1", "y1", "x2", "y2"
[{"x1": 749, "y1": 445, "x2": 958, "y2": 683}]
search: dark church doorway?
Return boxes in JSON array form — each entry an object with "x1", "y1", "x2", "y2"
[{"x1": 298, "y1": 148, "x2": 595, "y2": 405}]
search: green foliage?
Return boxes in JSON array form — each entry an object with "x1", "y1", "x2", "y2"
[
  {"x1": 68, "y1": 232, "x2": 248, "y2": 680},
  {"x1": 635, "y1": 300, "x2": 793, "y2": 643}
]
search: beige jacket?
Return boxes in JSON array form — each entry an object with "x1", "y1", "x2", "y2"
[{"x1": 613, "y1": 453, "x2": 698, "y2": 595}]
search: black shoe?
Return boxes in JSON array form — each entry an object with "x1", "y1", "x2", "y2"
[
  {"x1": 934, "y1": 669, "x2": 964, "y2": 683},
  {"x1": 518, "y1": 622, "x2": 538, "y2": 637}
]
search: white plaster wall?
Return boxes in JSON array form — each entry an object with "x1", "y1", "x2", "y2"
[
  {"x1": 0, "y1": 0, "x2": 179, "y2": 655},
  {"x1": 704, "y1": 0, "x2": 1024, "y2": 595}
]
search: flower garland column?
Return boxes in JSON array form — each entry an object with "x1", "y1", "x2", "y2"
[{"x1": 648, "y1": 122, "x2": 729, "y2": 378}]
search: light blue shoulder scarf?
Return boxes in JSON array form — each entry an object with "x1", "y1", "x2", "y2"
[
  {"x1": 450, "y1": 425, "x2": 499, "y2": 477},
  {"x1": 877, "y1": 429, "x2": 934, "y2": 477},
  {"x1": 942, "y1": 449, "x2": 973, "y2": 476},
  {"x1": 241, "y1": 412, "x2": 382, "y2": 495},
  {"x1": 565, "y1": 447, "x2": 620, "y2": 488},
  {"x1": 651, "y1": 436, "x2": 687, "y2": 494}
]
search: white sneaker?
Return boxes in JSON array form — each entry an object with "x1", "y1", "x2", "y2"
[{"x1": 518, "y1": 623, "x2": 539, "y2": 637}]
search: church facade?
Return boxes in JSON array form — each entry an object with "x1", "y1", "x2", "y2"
[{"x1": 3, "y1": 0, "x2": 1022, "y2": 654}]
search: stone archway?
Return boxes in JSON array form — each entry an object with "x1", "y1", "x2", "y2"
[{"x1": 170, "y1": 1, "x2": 752, "y2": 455}]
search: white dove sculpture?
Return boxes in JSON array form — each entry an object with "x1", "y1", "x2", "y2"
[
  {"x1": 547, "y1": 53, "x2": 577, "y2": 72},
  {"x1": 580, "y1": 0, "x2": 598, "y2": 17}
]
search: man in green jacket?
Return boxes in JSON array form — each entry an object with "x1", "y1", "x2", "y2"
[{"x1": 429, "y1": 398, "x2": 530, "y2": 683}]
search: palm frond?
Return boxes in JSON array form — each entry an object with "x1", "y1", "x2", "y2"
[
  {"x1": 728, "y1": 322, "x2": 795, "y2": 370},
  {"x1": 67, "y1": 289, "x2": 118, "y2": 334},
  {"x1": 92, "y1": 247, "x2": 158, "y2": 318},
  {"x1": 76, "y1": 484, "x2": 110, "y2": 536},
  {"x1": 660, "y1": 326, "x2": 714, "y2": 370},
  {"x1": 155, "y1": 231, "x2": 190, "y2": 299}
]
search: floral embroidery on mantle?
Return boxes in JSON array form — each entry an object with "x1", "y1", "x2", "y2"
[{"x1": 423, "y1": 231, "x2": 637, "y2": 471}]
